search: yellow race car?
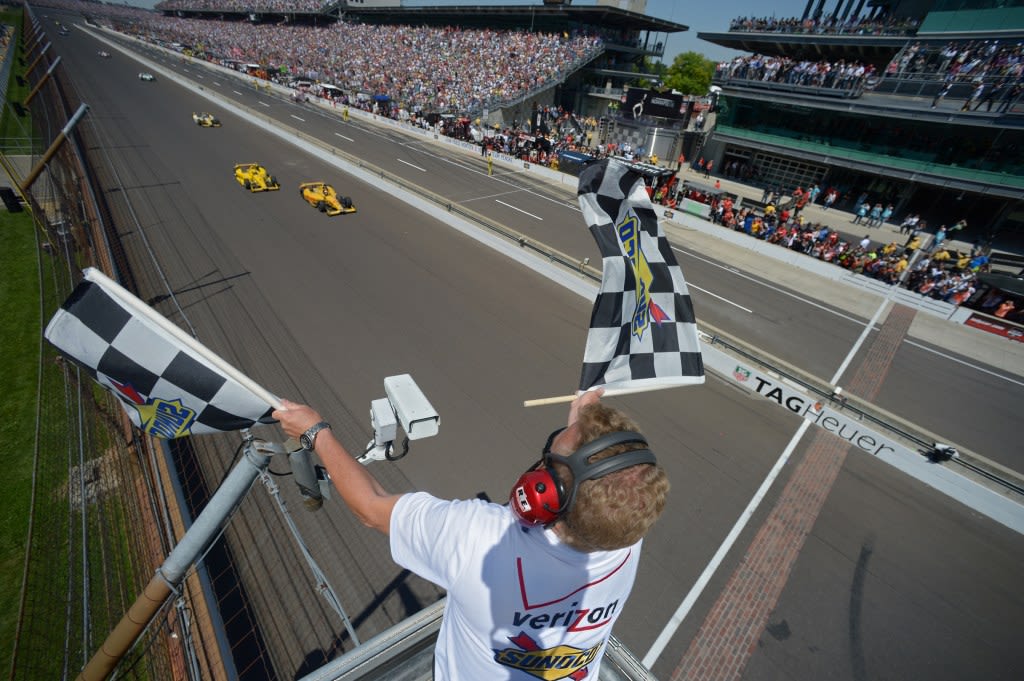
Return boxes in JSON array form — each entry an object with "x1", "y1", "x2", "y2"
[
  {"x1": 234, "y1": 163, "x2": 280, "y2": 192},
  {"x1": 299, "y1": 182, "x2": 356, "y2": 215},
  {"x1": 192, "y1": 112, "x2": 221, "y2": 127}
]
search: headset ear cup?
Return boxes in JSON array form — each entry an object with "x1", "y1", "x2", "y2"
[
  {"x1": 544, "y1": 465, "x2": 568, "y2": 519},
  {"x1": 510, "y1": 467, "x2": 564, "y2": 526}
]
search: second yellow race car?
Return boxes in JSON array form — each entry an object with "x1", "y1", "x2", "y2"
[
  {"x1": 192, "y1": 112, "x2": 221, "y2": 127},
  {"x1": 234, "y1": 163, "x2": 280, "y2": 192},
  {"x1": 299, "y1": 182, "x2": 356, "y2": 215}
]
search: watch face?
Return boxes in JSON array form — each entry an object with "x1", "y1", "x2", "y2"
[{"x1": 301, "y1": 422, "x2": 328, "y2": 450}]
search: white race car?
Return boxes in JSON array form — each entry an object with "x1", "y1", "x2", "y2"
[{"x1": 138, "y1": 72, "x2": 155, "y2": 81}]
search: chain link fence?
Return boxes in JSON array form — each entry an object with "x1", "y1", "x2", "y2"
[
  {"x1": 5, "y1": 7, "x2": 211, "y2": 680},
  {"x1": 7, "y1": 8, "x2": 244, "y2": 681}
]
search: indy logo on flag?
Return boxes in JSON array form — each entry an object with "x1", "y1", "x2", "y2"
[
  {"x1": 44, "y1": 268, "x2": 278, "y2": 438},
  {"x1": 577, "y1": 159, "x2": 704, "y2": 392},
  {"x1": 108, "y1": 379, "x2": 198, "y2": 439},
  {"x1": 616, "y1": 211, "x2": 671, "y2": 341}
]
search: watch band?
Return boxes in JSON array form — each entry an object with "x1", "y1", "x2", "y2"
[{"x1": 300, "y1": 421, "x2": 331, "y2": 451}]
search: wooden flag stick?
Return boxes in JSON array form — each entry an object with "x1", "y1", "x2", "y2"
[
  {"x1": 523, "y1": 383, "x2": 687, "y2": 408},
  {"x1": 523, "y1": 393, "x2": 578, "y2": 407}
]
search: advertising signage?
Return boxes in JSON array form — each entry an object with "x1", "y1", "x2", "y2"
[{"x1": 622, "y1": 88, "x2": 690, "y2": 120}]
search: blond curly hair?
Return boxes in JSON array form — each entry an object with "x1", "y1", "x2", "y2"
[{"x1": 554, "y1": 403, "x2": 670, "y2": 552}]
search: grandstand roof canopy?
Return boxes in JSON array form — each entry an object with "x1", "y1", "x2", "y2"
[
  {"x1": 338, "y1": 5, "x2": 688, "y2": 34},
  {"x1": 697, "y1": 31, "x2": 907, "y2": 64}
]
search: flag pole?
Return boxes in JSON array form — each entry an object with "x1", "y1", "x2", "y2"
[
  {"x1": 523, "y1": 383, "x2": 691, "y2": 408},
  {"x1": 76, "y1": 439, "x2": 276, "y2": 681},
  {"x1": 523, "y1": 394, "x2": 578, "y2": 407}
]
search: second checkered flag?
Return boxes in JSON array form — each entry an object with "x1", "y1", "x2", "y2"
[{"x1": 576, "y1": 159, "x2": 704, "y2": 392}]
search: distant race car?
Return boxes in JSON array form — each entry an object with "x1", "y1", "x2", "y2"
[
  {"x1": 299, "y1": 182, "x2": 356, "y2": 216},
  {"x1": 98, "y1": 51, "x2": 110, "y2": 58},
  {"x1": 192, "y1": 112, "x2": 221, "y2": 127},
  {"x1": 234, "y1": 163, "x2": 280, "y2": 192},
  {"x1": 138, "y1": 72, "x2": 155, "y2": 81}
]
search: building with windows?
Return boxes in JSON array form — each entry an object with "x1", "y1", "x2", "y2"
[{"x1": 698, "y1": 0, "x2": 1024, "y2": 249}]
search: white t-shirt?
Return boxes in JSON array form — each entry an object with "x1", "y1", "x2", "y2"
[{"x1": 390, "y1": 492, "x2": 642, "y2": 681}]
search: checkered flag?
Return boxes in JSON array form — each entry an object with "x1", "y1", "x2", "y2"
[
  {"x1": 45, "y1": 268, "x2": 279, "y2": 438},
  {"x1": 577, "y1": 159, "x2": 704, "y2": 392}
]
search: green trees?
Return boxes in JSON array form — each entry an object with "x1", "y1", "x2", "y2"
[{"x1": 662, "y1": 51, "x2": 717, "y2": 96}]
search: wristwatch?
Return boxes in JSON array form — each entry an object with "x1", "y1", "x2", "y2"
[{"x1": 299, "y1": 421, "x2": 331, "y2": 451}]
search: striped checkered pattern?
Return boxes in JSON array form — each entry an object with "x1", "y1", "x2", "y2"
[
  {"x1": 45, "y1": 273, "x2": 275, "y2": 438},
  {"x1": 577, "y1": 159, "x2": 704, "y2": 391}
]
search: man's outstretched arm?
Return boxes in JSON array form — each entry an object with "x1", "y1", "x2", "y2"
[{"x1": 274, "y1": 399, "x2": 401, "y2": 534}]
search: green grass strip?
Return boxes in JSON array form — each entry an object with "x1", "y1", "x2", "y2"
[{"x1": 0, "y1": 206, "x2": 41, "y2": 676}]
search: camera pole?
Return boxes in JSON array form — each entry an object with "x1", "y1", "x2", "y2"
[{"x1": 76, "y1": 436, "x2": 277, "y2": 681}]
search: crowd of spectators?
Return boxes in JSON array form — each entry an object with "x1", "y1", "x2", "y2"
[
  {"x1": 417, "y1": 106, "x2": 596, "y2": 164},
  {"x1": 652, "y1": 178, "x2": 990, "y2": 308},
  {"x1": 713, "y1": 39, "x2": 1024, "y2": 99},
  {"x1": 155, "y1": 0, "x2": 328, "y2": 12},
  {"x1": 728, "y1": 13, "x2": 919, "y2": 36},
  {"x1": 106, "y1": 14, "x2": 602, "y2": 115},
  {"x1": 717, "y1": 17, "x2": 1024, "y2": 112},
  {"x1": 885, "y1": 39, "x2": 1024, "y2": 83},
  {"x1": 31, "y1": 0, "x2": 602, "y2": 116},
  {"x1": 34, "y1": 0, "x2": 641, "y2": 166},
  {"x1": 715, "y1": 55, "x2": 875, "y2": 91}
]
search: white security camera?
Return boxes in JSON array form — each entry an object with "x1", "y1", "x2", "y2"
[
  {"x1": 384, "y1": 374, "x2": 439, "y2": 440},
  {"x1": 360, "y1": 375, "x2": 441, "y2": 464},
  {"x1": 370, "y1": 398, "x2": 397, "y2": 446}
]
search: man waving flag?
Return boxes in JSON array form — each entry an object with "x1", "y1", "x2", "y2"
[
  {"x1": 45, "y1": 268, "x2": 279, "y2": 438},
  {"x1": 577, "y1": 159, "x2": 704, "y2": 392}
]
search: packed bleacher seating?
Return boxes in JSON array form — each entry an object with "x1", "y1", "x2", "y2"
[
  {"x1": 31, "y1": 0, "x2": 634, "y2": 159},
  {"x1": 883, "y1": 39, "x2": 1024, "y2": 82},
  {"x1": 30, "y1": 0, "x2": 602, "y2": 115},
  {"x1": 715, "y1": 55, "x2": 874, "y2": 91},
  {"x1": 154, "y1": 0, "x2": 329, "y2": 13},
  {"x1": 100, "y1": 15, "x2": 601, "y2": 115},
  {"x1": 727, "y1": 14, "x2": 919, "y2": 36}
]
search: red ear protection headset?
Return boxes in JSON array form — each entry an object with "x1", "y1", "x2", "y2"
[{"x1": 509, "y1": 427, "x2": 656, "y2": 527}]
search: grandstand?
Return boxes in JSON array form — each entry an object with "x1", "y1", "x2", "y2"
[
  {"x1": 696, "y1": 0, "x2": 1024, "y2": 250},
  {"x1": 147, "y1": 0, "x2": 687, "y2": 115},
  {"x1": 32, "y1": 0, "x2": 697, "y2": 195},
  {"x1": 91, "y1": 0, "x2": 695, "y2": 169}
]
